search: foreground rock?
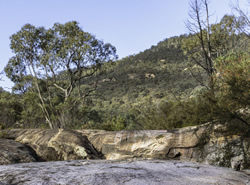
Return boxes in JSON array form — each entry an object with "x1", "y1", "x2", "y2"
[
  {"x1": 0, "y1": 139, "x2": 38, "y2": 165},
  {"x1": 4, "y1": 129, "x2": 102, "y2": 161},
  {"x1": 0, "y1": 160, "x2": 249, "y2": 185}
]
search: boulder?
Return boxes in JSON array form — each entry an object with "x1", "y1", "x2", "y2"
[{"x1": 0, "y1": 139, "x2": 38, "y2": 165}]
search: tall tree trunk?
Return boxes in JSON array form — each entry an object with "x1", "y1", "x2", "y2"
[{"x1": 29, "y1": 64, "x2": 54, "y2": 129}]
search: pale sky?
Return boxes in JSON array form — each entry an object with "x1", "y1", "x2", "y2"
[{"x1": 0, "y1": 0, "x2": 249, "y2": 90}]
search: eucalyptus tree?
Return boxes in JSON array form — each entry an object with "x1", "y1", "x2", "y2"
[
  {"x1": 183, "y1": 0, "x2": 246, "y2": 89},
  {"x1": 182, "y1": 0, "x2": 250, "y2": 128},
  {"x1": 5, "y1": 21, "x2": 117, "y2": 128}
]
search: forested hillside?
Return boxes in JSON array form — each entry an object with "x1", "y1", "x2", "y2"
[
  {"x1": 0, "y1": 34, "x2": 197, "y2": 129},
  {"x1": 0, "y1": 1, "x2": 249, "y2": 131},
  {"x1": 81, "y1": 35, "x2": 204, "y2": 130}
]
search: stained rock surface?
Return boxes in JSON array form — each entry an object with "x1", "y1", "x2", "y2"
[
  {"x1": 0, "y1": 160, "x2": 249, "y2": 185},
  {"x1": 0, "y1": 139, "x2": 38, "y2": 165}
]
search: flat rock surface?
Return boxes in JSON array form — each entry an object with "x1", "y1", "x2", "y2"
[{"x1": 0, "y1": 160, "x2": 249, "y2": 185}]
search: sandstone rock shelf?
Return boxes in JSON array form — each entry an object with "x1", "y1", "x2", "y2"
[{"x1": 1, "y1": 123, "x2": 249, "y2": 170}]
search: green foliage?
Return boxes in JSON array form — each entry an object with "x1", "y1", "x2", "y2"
[
  {"x1": 138, "y1": 93, "x2": 215, "y2": 130},
  {"x1": 98, "y1": 116, "x2": 127, "y2": 131},
  {"x1": 20, "y1": 91, "x2": 46, "y2": 128},
  {"x1": 0, "y1": 90, "x2": 22, "y2": 128},
  {"x1": 213, "y1": 52, "x2": 250, "y2": 125},
  {"x1": 210, "y1": 15, "x2": 242, "y2": 56}
]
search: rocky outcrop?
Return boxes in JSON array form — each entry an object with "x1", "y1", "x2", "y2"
[
  {"x1": 4, "y1": 129, "x2": 102, "y2": 161},
  {"x1": 0, "y1": 160, "x2": 249, "y2": 185},
  {"x1": 0, "y1": 139, "x2": 38, "y2": 165},
  {"x1": 145, "y1": 73, "x2": 156, "y2": 79},
  {"x1": 78, "y1": 123, "x2": 250, "y2": 170},
  {"x1": 2, "y1": 123, "x2": 250, "y2": 170}
]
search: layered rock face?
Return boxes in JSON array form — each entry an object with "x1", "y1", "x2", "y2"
[
  {"x1": 1, "y1": 123, "x2": 249, "y2": 170},
  {"x1": 0, "y1": 160, "x2": 249, "y2": 185},
  {"x1": 79, "y1": 124, "x2": 250, "y2": 170}
]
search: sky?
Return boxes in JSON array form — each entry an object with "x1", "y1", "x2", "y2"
[{"x1": 0, "y1": 0, "x2": 249, "y2": 90}]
